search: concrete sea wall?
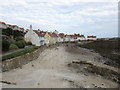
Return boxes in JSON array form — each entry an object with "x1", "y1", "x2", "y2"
[
  {"x1": 1, "y1": 45, "x2": 48, "y2": 72},
  {"x1": 0, "y1": 42, "x2": 71, "y2": 72}
]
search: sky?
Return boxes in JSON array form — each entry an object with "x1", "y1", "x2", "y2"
[{"x1": 0, "y1": 0, "x2": 119, "y2": 38}]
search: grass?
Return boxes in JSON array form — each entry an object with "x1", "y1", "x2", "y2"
[
  {"x1": 78, "y1": 39, "x2": 119, "y2": 67},
  {"x1": 1, "y1": 46, "x2": 40, "y2": 61}
]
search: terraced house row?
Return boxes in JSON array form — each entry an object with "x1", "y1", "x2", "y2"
[
  {"x1": 0, "y1": 22, "x2": 28, "y2": 32},
  {"x1": 25, "y1": 25, "x2": 88, "y2": 46},
  {"x1": 0, "y1": 22, "x2": 97, "y2": 46}
]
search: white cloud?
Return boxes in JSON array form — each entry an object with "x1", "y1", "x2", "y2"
[
  {"x1": 0, "y1": 0, "x2": 118, "y2": 38},
  {"x1": 0, "y1": 0, "x2": 28, "y2": 6},
  {"x1": 77, "y1": 10, "x2": 117, "y2": 17}
]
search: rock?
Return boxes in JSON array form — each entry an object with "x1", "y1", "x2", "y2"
[
  {"x1": 1, "y1": 81, "x2": 16, "y2": 85},
  {"x1": 72, "y1": 60, "x2": 80, "y2": 64}
]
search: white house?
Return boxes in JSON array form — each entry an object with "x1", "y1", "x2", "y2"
[
  {"x1": 39, "y1": 31, "x2": 47, "y2": 45},
  {"x1": 53, "y1": 30, "x2": 59, "y2": 35},
  {"x1": 64, "y1": 35, "x2": 70, "y2": 42},
  {"x1": 58, "y1": 34, "x2": 64, "y2": 42},
  {"x1": 19, "y1": 27, "x2": 25, "y2": 32},
  {"x1": 0, "y1": 22, "x2": 7, "y2": 29},
  {"x1": 12, "y1": 25, "x2": 19, "y2": 30},
  {"x1": 24, "y1": 25, "x2": 46, "y2": 46},
  {"x1": 24, "y1": 29, "x2": 29, "y2": 33},
  {"x1": 77, "y1": 35, "x2": 86, "y2": 41},
  {"x1": 6, "y1": 24, "x2": 25, "y2": 32},
  {"x1": 6, "y1": 24, "x2": 13, "y2": 29},
  {"x1": 74, "y1": 34, "x2": 86, "y2": 41},
  {"x1": 33, "y1": 30, "x2": 46, "y2": 45},
  {"x1": 87, "y1": 36, "x2": 97, "y2": 40},
  {"x1": 68, "y1": 35, "x2": 75, "y2": 41},
  {"x1": 44, "y1": 38, "x2": 49, "y2": 45}
]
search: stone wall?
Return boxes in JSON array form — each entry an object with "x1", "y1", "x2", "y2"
[
  {"x1": 1, "y1": 45, "x2": 47, "y2": 72},
  {"x1": 0, "y1": 43, "x2": 67, "y2": 72}
]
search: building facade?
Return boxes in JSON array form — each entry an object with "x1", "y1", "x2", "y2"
[
  {"x1": 87, "y1": 36, "x2": 97, "y2": 40},
  {"x1": 24, "y1": 25, "x2": 46, "y2": 46},
  {"x1": 0, "y1": 22, "x2": 7, "y2": 29}
]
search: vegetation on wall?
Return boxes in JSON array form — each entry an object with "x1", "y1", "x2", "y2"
[{"x1": 1, "y1": 46, "x2": 40, "y2": 61}]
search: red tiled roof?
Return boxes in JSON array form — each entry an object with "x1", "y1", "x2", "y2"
[
  {"x1": 68, "y1": 35, "x2": 75, "y2": 38},
  {"x1": 1, "y1": 22, "x2": 28, "y2": 31},
  {"x1": 58, "y1": 34, "x2": 63, "y2": 38},
  {"x1": 79, "y1": 35, "x2": 85, "y2": 37},
  {"x1": 64, "y1": 34, "x2": 68, "y2": 37},
  {"x1": 52, "y1": 33, "x2": 58, "y2": 37},
  {"x1": 33, "y1": 30, "x2": 46, "y2": 37},
  {"x1": 12, "y1": 25, "x2": 18, "y2": 28},
  {"x1": 26, "y1": 29, "x2": 29, "y2": 31},
  {"x1": 39, "y1": 33, "x2": 46, "y2": 37},
  {"x1": 59, "y1": 33, "x2": 64, "y2": 35},
  {"x1": 7, "y1": 24, "x2": 12, "y2": 26},
  {"x1": 0, "y1": 22, "x2": 6, "y2": 25},
  {"x1": 19, "y1": 27, "x2": 24, "y2": 30},
  {"x1": 87, "y1": 36, "x2": 96, "y2": 38},
  {"x1": 48, "y1": 33, "x2": 55, "y2": 37},
  {"x1": 40, "y1": 31, "x2": 46, "y2": 34},
  {"x1": 59, "y1": 33, "x2": 65, "y2": 38},
  {"x1": 74, "y1": 34, "x2": 85, "y2": 37}
]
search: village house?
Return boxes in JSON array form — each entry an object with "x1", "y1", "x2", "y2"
[
  {"x1": 0, "y1": 22, "x2": 7, "y2": 29},
  {"x1": 40, "y1": 31, "x2": 49, "y2": 45},
  {"x1": 74, "y1": 34, "x2": 86, "y2": 41},
  {"x1": 19, "y1": 27, "x2": 25, "y2": 32},
  {"x1": 23, "y1": 29, "x2": 29, "y2": 33},
  {"x1": 0, "y1": 21, "x2": 26, "y2": 32},
  {"x1": 6, "y1": 24, "x2": 13, "y2": 29},
  {"x1": 2, "y1": 22, "x2": 94, "y2": 47},
  {"x1": 68, "y1": 35, "x2": 75, "y2": 41},
  {"x1": 79, "y1": 35, "x2": 86, "y2": 41},
  {"x1": 53, "y1": 30, "x2": 59, "y2": 35},
  {"x1": 12, "y1": 25, "x2": 20, "y2": 31},
  {"x1": 44, "y1": 32, "x2": 58, "y2": 44},
  {"x1": 44, "y1": 32, "x2": 52, "y2": 44},
  {"x1": 1, "y1": 22, "x2": 89, "y2": 45},
  {"x1": 64, "y1": 35, "x2": 70, "y2": 42},
  {"x1": 24, "y1": 25, "x2": 46, "y2": 46},
  {"x1": 11, "y1": 26, "x2": 26, "y2": 32},
  {"x1": 52, "y1": 33, "x2": 58, "y2": 43},
  {"x1": 53, "y1": 30, "x2": 65, "y2": 43},
  {"x1": 34, "y1": 30, "x2": 46, "y2": 45},
  {"x1": 87, "y1": 36, "x2": 97, "y2": 40},
  {"x1": 58, "y1": 33, "x2": 64, "y2": 42}
]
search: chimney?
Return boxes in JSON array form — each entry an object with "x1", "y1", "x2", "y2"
[{"x1": 30, "y1": 25, "x2": 33, "y2": 31}]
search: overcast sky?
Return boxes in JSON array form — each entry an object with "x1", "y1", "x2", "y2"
[{"x1": 0, "y1": 0, "x2": 118, "y2": 38}]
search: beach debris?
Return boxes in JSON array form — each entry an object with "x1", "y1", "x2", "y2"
[
  {"x1": 1, "y1": 80, "x2": 16, "y2": 85},
  {"x1": 69, "y1": 60, "x2": 120, "y2": 83},
  {"x1": 55, "y1": 47, "x2": 59, "y2": 50},
  {"x1": 38, "y1": 83, "x2": 40, "y2": 85},
  {"x1": 31, "y1": 63, "x2": 34, "y2": 67}
]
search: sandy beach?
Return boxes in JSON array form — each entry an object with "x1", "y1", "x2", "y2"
[{"x1": 1, "y1": 44, "x2": 119, "y2": 88}]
